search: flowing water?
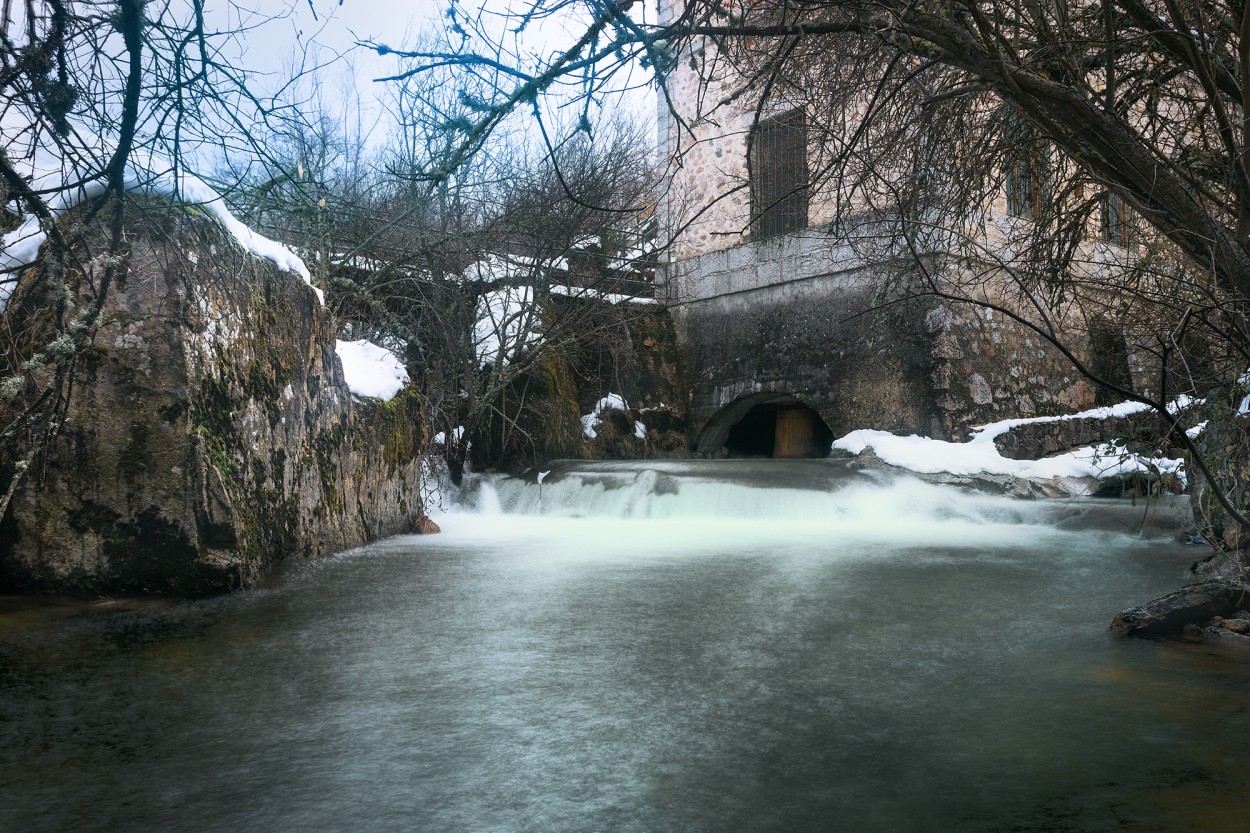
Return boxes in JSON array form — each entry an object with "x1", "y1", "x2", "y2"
[{"x1": 3, "y1": 459, "x2": 1250, "y2": 833}]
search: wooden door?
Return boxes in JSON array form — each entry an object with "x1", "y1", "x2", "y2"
[{"x1": 774, "y1": 407, "x2": 815, "y2": 458}]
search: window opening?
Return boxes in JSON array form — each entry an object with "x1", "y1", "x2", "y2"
[
  {"x1": 1102, "y1": 192, "x2": 1131, "y2": 246},
  {"x1": 1005, "y1": 148, "x2": 1039, "y2": 219},
  {"x1": 751, "y1": 109, "x2": 809, "y2": 240}
]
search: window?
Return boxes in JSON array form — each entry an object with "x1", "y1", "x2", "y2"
[
  {"x1": 1102, "y1": 192, "x2": 1131, "y2": 247},
  {"x1": 750, "y1": 109, "x2": 809, "y2": 240},
  {"x1": 1005, "y1": 148, "x2": 1039, "y2": 219}
]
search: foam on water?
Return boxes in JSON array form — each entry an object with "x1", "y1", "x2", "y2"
[{"x1": 440, "y1": 460, "x2": 1184, "y2": 558}]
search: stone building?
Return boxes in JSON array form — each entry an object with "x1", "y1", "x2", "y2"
[{"x1": 653, "y1": 0, "x2": 1147, "y2": 457}]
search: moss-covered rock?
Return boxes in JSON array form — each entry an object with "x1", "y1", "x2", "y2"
[
  {"x1": 1188, "y1": 382, "x2": 1250, "y2": 552},
  {"x1": 0, "y1": 204, "x2": 428, "y2": 595},
  {"x1": 1111, "y1": 382, "x2": 1250, "y2": 638},
  {"x1": 468, "y1": 298, "x2": 691, "y2": 471}
]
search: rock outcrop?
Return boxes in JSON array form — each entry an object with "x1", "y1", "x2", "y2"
[
  {"x1": 992, "y1": 412, "x2": 1163, "y2": 460},
  {"x1": 0, "y1": 207, "x2": 428, "y2": 594},
  {"x1": 1109, "y1": 381, "x2": 1250, "y2": 638},
  {"x1": 1187, "y1": 383, "x2": 1250, "y2": 552},
  {"x1": 1110, "y1": 579, "x2": 1250, "y2": 637}
]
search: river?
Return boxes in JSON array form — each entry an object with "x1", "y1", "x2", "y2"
[{"x1": 3, "y1": 459, "x2": 1249, "y2": 832}]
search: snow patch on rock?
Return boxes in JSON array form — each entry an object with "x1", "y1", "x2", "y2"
[
  {"x1": 581, "y1": 393, "x2": 632, "y2": 439},
  {"x1": 335, "y1": 340, "x2": 409, "y2": 401},
  {"x1": 833, "y1": 400, "x2": 1184, "y2": 486},
  {"x1": 0, "y1": 144, "x2": 318, "y2": 313}
]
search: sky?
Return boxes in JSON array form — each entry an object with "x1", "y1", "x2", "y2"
[
  {"x1": 231, "y1": 0, "x2": 657, "y2": 146},
  {"x1": 227, "y1": 1, "x2": 444, "y2": 116},
  {"x1": 0, "y1": 0, "x2": 658, "y2": 203}
]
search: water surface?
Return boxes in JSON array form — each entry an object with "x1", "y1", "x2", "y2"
[{"x1": 3, "y1": 460, "x2": 1249, "y2": 832}]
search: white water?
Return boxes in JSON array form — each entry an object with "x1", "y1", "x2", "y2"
[{"x1": 442, "y1": 459, "x2": 1186, "y2": 555}]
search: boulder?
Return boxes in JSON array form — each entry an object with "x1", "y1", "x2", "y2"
[
  {"x1": 413, "y1": 515, "x2": 441, "y2": 535},
  {"x1": 1110, "y1": 579, "x2": 1250, "y2": 637},
  {"x1": 993, "y1": 413, "x2": 1163, "y2": 461},
  {"x1": 1190, "y1": 549, "x2": 1250, "y2": 581},
  {"x1": 1091, "y1": 470, "x2": 1183, "y2": 498},
  {"x1": 0, "y1": 207, "x2": 428, "y2": 594}
]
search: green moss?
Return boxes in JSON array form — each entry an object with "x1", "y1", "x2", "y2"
[
  {"x1": 313, "y1": 423, "x2": 347, "y2": 513},
  {"x1": 1189, "y1": 384, "x2": 1250, "y2": 549}
]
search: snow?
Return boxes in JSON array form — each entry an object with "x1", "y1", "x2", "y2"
[
  {"x1": 0, "y1": 142, "x2": 319, "y2": 314},
  {"x1": 433, "y1": 426, "x2": 466, "y2": 446},
  {"x1": 549, "y1": 283, "x2": 657, "y2": 305},
  {"x1": 460, "y1": 253, "x2": 574, "y2": 282},
  {"x1": 597, "y1": 393, "x2": 629, "y2": 413},
  {"x1": 577, "y1": 395, "x2": 649, "y2": 441},
  {"x1": 581, "y1": 413, "x2": 601, "y2": 440},
  {"x1": 474, "y1": 286, "x2": 541, "y2": 366},
  {"x1": 581, "y1": 393, "x2": 631, "y2": 440},
  {"x1": 335, "y1": 340, "x2": 409, "y2": 401},
  {"x1": 462, "y1": 254, "x2": 534, "y2": 284},
  {"x1": 833, "y1": 400, "x2": 1186, "y2": 484}
]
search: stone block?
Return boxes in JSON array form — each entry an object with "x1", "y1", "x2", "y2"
[
  {"x1": 754, "y1": 259, "x2": 782, "y2": 286},
  {"x1": 726, "y1": 243, "x2": 756, "y2": 271},
  {"x1": 970, "y1": 373, "x2": 994, "y2": 404}
]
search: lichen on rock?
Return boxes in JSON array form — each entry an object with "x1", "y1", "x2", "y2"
[{"x1": 0, "y1": 204, "x2": 430, "y2": 594}]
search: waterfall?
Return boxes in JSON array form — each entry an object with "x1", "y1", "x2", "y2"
[{"x1": 446, "y1": 459, "x2": 1187, "y2": 545}]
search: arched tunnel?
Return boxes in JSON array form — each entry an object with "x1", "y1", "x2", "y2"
[{"x1": 697, "y1": 394, "x2": 834, "y2": 458}]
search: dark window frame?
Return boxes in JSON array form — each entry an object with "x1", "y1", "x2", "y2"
[
  {"x1": 1005, "y1": 147, "x2": 1041, "y2": 219},
  {"x1": 1102, "y1": 191, "x2": 1132, "y2": 247},
  {"x1": 750, "y1": 108, "x2": 809, "y2": 241}
]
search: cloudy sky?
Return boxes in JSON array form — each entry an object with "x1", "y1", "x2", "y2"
[
  {"x1": 235, "y1": 0, "x2": 656, "y2": 134},
  {"x1": 231, "y1": 1, "x2": 440, "y2": 103}
]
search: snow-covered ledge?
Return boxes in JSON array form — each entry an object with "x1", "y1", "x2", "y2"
[
  {"x1": 834, "y1": 401, "x2": 1185, "y2": 495},
  {"x1": 1, "y1": 147, "x2": 323, "y2": 312}
]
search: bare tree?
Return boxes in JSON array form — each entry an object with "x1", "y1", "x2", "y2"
[
  {"x1": 0, "y1": 0, "x2": 315, "y2": 521},
  {"x1": 360, "y1": 0, "x2": 1250, "y2": 542},
  {"x1": 222, "y1": 47, "x2": 662, "y2": 474}
]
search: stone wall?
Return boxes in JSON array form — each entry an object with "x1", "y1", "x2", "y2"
[
  {"x1": 0, "y1": 209, "x2": 428, "y2": 595},
  {"x1": 927, "y1": 302, "x2": 1094, "y2": 439},
  {"x1": 671, "y1": 238, "x2": 943, "y2": 444},
  {"x1": 669, "y1": 232, "x2": 1110, "y2": 448}
]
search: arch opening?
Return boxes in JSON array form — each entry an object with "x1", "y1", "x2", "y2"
[{"x1": 712, "y1": 398, "x2": 833, "y2": 459}]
